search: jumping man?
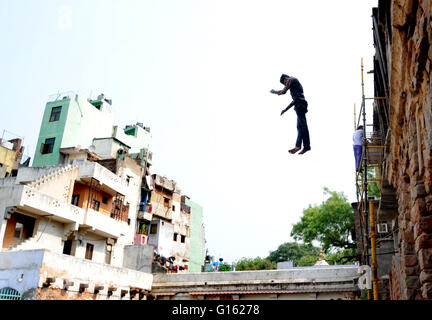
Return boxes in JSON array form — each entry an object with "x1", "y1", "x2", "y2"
[{"x1": 270, "y1": 74, "x2": 311, "y2": 155}]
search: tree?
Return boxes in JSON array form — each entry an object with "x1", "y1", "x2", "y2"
[
  {"x1": 234, "y1": 242, "x2": 321, "y2": 270},
  {"x1": 290, "y1": 188, "x2": 355, "y2": 253},
  {"x1": 267, "y1": 242, "x2": 319, "y2": 265},
  {"x1": 234, "y1": 257, "x2": 276, "y2": 271},
  {"x1": 324, "y1": 249, "x2": 356, "y2": 265},
  {"x1": 218, "y1": 263, "x2": 232, "y2": 272},
  {"x1": 297, "y1": 254, "x2": 319, "y2": 266}
]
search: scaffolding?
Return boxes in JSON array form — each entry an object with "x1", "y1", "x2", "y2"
[{"x1": 354, "y1": 58, "x2": 386, "y2": 300}]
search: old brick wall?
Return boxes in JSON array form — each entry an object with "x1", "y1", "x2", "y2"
[
  {"x1": 36, "y1": 287, "x2": 99, "y2": 300},
  {"x1": 385, "y1": 0, "x2": 432, "y2": 299},
  {"x1": 389, "y1": 256, "x2": 402, "y2": 300},
  {"x1": 35, "y1": 287, "x2": 147, "y2": 300}
]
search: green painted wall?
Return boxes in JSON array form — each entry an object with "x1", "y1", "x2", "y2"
[
  {"x1": 33, "y1": 95, "x2": 115, "y2": 167},
  {"x1": 62, "y1": 96, "x2": 114, "y2": 150},
  {"x1": 113, "y1": 125, "x2": 152, "y2": 154},
  {"x1": 32, "y1": 99, "x2": 71, "y2": 166},
  {"x1": 186, "y1": 198, "x2": 205, "y2": 272}
]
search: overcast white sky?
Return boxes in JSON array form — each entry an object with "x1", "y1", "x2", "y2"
[{"x1": 0, "y1": 0, "x2": 377, "y2": 263}]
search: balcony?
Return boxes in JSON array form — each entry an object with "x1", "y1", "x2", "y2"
[
  {"x1": 83, "y1": 207, "x2": 129, "y2": 238},
  {"x1": 78, "y1": 162, "x2": 128, "y2": 196},
  {"x1": 151, "y1": 202, "x2": 172, "y2": 221},
  {"x1": 181, "y1": 203, "x2": 191, "y2": 214},
  {"x1": 1, "y1": 185, "x2": 85, "y2": 225},
  {"x1": 1, "y1": 184, "x2": 129, "y2": 240},
  {"x1": 153, "y1": 175, "x2": 177, "y2": 192}
]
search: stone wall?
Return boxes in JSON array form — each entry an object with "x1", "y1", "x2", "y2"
[
  {"x1": 385, "y1": 0, "x2": 432, "y2": 299},
  {"x1": 151, "y1": 265, "x2": 363, "y2": 300},
  {"x1": 389, "y1": 256, "x2": 402, "y2": 300}
]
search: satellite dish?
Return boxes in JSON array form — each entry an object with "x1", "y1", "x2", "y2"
[{"x1": 89, "y1": 145, "x2": 96, "y2": 152}]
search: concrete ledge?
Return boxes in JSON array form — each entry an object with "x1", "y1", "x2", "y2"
[
  {"x1": 151, "y1": 265, "x2": 361, "y2": 297},
  {"x1": 0, "y1": 249, "x2": 153, "y2": 299}
]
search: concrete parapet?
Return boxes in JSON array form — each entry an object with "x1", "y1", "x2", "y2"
[{"x1": 0, "y1": 249, "x2": 152, "y2": 300}]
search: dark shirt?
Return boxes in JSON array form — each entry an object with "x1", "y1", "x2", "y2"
[
  {"x1": 274, "y1": 77, "x2": 308, "y2": 113},
  {"x1": 287, "y1": 78, "x2": 306, "y2": 103}
]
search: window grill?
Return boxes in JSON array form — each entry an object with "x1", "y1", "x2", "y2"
[{"x1": 0, "y1": 288, "x2": 22, "y2": 300}]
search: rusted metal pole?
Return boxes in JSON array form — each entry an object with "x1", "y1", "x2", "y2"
[
  {"x1": 369, "y1": 200, "x2": 379, "y2": 300},
  {"x1": 361, "y1": 58, "x2": 373, "y2": 299},
  {"x1": 354, "y1": 103, "x2": 357, "y2": 130}
]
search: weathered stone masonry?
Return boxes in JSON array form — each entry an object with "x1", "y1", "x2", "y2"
[{"x1": 379, "y1": 0, "x2": 432, "y2": 299}]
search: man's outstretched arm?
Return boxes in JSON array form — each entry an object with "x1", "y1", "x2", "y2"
[
  {"x1": 270, "y1": 86, "x2": 289, "y2": 95},
  {"x1": 270, "y1": 77, "x2": 293, "y2": 95}
]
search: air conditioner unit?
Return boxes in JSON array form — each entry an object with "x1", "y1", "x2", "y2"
[{"x1": 377, "y1": 223, "x2": 388, "y2": 233}]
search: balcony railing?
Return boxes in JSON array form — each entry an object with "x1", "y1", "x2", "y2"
[
  {"x1": 47, "y1": 91, "x2": 76, "y2": 102},
  {"x1": 4, "y1": 185, "x2": 85, "y2": 225},
  {"x1": 84, "y1": 207, "x2": 129, "y2": 238}
]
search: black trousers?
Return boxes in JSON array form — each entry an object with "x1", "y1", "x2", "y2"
[{"x1": 295, "y1": 109, "x2": 310, "y2": 149}]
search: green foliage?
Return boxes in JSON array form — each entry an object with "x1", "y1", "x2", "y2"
[
  {"x1": 234, "y1": 257, "x2": 276, "y2": 271},
  {"x1": 324, "y1": 248, "x2": 356, "y2": 265},
  {"x1": 218, "y1": 264, "x2": 232, "y2": 272},
  {"x1": 233, "y1": 188, "x2": 358, "y2": 270},
  {"x1": 367, "y1": 166, "x2": 380, "y2": 198},
  {"x1": 235, "y1": 242, "x2": 320, "y2": 270},
  {"x1": 297, "y1": 254, "x2": 319, "y2": 266},
  {"x1": 290, "y1": 188, "x2": 355, "y2": 253},
  {"x1": 267, "y1": 242, "x2": 319, "y2": 264},
  {"x1": 139, "y1": 223, "x2": 148, "y2": 234}
]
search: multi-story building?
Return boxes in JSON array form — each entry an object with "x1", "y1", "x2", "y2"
[
  {"x1": 0, "y1": 156, "x2": 153, "y2": 299},
  {"x1": 0, "y1": 137, "x2": 24, "y2": 178},
  {"x1": 1, "y1": 90, "x2": 204, "y2": 299},
  {"x1": 32, "y1": 92, "x2": 152, "y2": 168},
  {"x1": 0, "y1": 158, "x2": 142, "y2": 264},
  {"x1": 147, "y1": 175, "x2": 205, "y2": 272},
  {"x1": 186, "y1": 196, "x2": 206, "y2": 272},
  {"x1": 31, "y1": 90, "x2": 155, "y2": 242}
]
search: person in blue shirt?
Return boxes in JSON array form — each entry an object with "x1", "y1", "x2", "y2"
[{"x1": 271, "y1": 74, "x2": 311, "y2": 154}]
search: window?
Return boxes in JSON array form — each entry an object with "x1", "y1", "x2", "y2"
[
  {"x1": 92, "y1": 200, "x2": 100, "y2": 211},
  {"x1": 173, "y1": 233, "x2": 178, "y2": 241},
  {"x1": 163, "y1": 197, "x2": 169, "y2": 208},
  {"x1": 172, "y1": 205, "x2": 175, "y2": 211},
  {"x1": 105, "y1": 244, "x2": 112, "y2": 264},
  {"x1": 63, "y1": 240, "x2": 73, "y2": 255},
  {"x1": 14, "y1": 223, "x2": 23, "y2": 239},
  {"x1": 150, "y1": 224, "x2": 158, "y2": 234},
  {"x1": 181, "y1": 235, "x2": 185, "y2": 243},
  {"x1": 71, "y1": 194, "x2": 80, "y2": 206},
  {"x1": 102, "y1": 197, "x2": 108, "y2": 204},
  {"x1": 40, "y1": 138, "x2": 55, "y2": 154},
  {"x1": 49, "y1": 106, "x2": 62, "y2": 122},
  {"x1": 85, "y1": 243, "x2": 94, "y2": 260}
]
